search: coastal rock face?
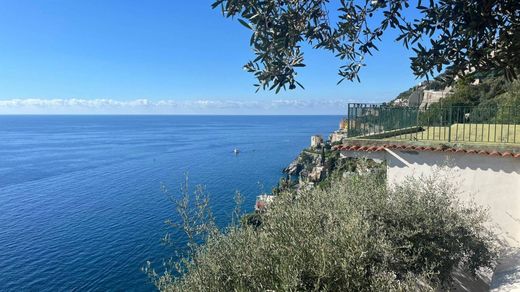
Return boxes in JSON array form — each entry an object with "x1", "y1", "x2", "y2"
[
  {"x1": 308, "y1": 165, "x2": 325, "y2": 182},
  {"x1": 284, "y1": 150, "x2": 321, "y2": 176},
  {"x1": 284, "y1": 146, "x2": 344, "y2": 190},
  {"x1": 280, "y1": 119, "x2": 388, "y2": 196},
  {"x1": 284, "y1": 159, "x2": 302, "y2": 175}
]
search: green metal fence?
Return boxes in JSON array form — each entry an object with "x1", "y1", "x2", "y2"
[{"x1": 347, "y1": 103, "x2": 520, "y2": 144}]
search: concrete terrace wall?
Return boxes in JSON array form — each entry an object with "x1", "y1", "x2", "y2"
[
  {"x1": 420, "y1": 88, "x2": 451, "y2": 108},
  {"x1": 340, "y1": 149, "x2": 520, "y2": 247}
]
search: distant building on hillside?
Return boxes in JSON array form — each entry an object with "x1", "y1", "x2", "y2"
[
  {"x1": 255, "y1": 194, "x2": 274, "y2": 212},
  {"x1": 310, "y1": 135, "x2": 323, "y2": 148}
]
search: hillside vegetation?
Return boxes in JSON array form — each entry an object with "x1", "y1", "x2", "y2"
[
  {"x1": 147, "y1": 172, "x2": 496, "y2": 291},
  {"x1": 393, "y1": 74, "x2": 520, "y2": 110},
  {"x1": 445, "y1": 77, "x2": 520, "y2": 110}
]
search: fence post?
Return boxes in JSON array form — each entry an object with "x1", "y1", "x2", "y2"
[
  {"x1": 447, "y1": 107, "x2": 452, "y2": 142},
  {"x1": 347, "y1": 104, "x2": 351, "y2": 137}
]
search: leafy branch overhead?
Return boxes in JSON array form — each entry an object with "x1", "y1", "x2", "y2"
[{"x1": 212, "y1": 0, "x2": 520, "y2": 92}]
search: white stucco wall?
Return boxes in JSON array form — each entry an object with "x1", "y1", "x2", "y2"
[{"x1": 340, "y1": 149, "x2": 520, "y2": 247}]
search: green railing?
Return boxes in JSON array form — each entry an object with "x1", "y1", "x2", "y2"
[{"x1": 347, "y1": 103, "x2": 520, "y2": 144}]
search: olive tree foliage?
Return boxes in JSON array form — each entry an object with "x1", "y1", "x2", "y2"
[
  {"x1": 211, "y1": 0, "x2": 520, "y2": 92},
  {"x1": 146, "y1": 171, "x2": 497, "y2": 291}
]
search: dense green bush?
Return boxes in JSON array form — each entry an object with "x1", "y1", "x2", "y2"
[
  {"x1": 417, "y1": 78, "x2": 520, "y2": 126},
  {"x1": 147, "y1": 173, "x2": 496, "y2": 291},
  {"x1": 496, "y1": 80, "x2": 520, "y2": 123},
  {"x1": 446, "y1": 76, "x2": 509, "y2": 107}
]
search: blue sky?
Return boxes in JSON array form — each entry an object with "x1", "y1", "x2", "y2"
[{"x1": 0, "y1": 0, "x2": 422, "y2": 114}]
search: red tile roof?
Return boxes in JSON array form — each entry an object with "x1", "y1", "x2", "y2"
[{"x1": 333, "y1": 144, "x2": 520, "y2": 159}]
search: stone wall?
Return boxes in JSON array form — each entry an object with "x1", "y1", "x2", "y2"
[{"x1": 420, "y1": 88, "x2": 451, "y2": 108}]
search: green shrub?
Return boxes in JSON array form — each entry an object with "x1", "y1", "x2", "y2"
[
  {"x1": 496, "y1": 80, "x2": 520, "y2": 123},
  {"x1": 147, "y1": 173, "x2": 496, "y2": 291}
]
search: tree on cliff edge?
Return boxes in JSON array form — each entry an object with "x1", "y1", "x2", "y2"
[{"x1": 212, "y1": 0, "x2": 520, "y2": 92}]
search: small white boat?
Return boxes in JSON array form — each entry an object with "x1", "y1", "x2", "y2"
[{"x1": 233, "y1": 148, "x2": 240, "y2": 155}]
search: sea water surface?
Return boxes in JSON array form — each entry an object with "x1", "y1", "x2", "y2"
[{"x1": 0, "y1": 115, "x2": 340, "y2": 291}]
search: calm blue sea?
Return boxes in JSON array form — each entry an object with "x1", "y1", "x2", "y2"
[{"x1": 0, "y1": 115, "x2": 340, "y2": 291}]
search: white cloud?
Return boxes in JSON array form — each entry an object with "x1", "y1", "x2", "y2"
[{"x1": 0, "y1": 98, "x2": 352, "y2": 115}]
